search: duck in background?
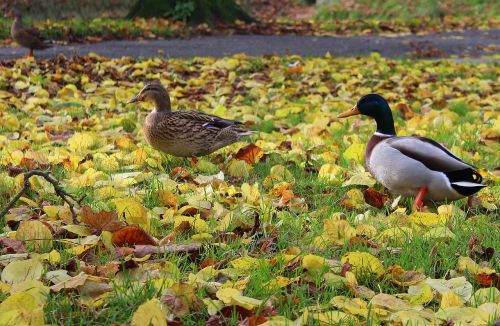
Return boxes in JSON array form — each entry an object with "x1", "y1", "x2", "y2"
[{"x1": 11, "y1": 11, "x2": 53, "y2": 58}]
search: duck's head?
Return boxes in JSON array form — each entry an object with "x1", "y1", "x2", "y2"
[
  {"x1": 338, "y1": 94, "x2": 396, "y2": 136},
  {"x1": 128, "y1": 83, "x2": 171, "y2": 112}
]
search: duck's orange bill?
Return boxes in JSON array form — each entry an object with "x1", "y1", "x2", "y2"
[{"x1": 337, "y1": 105, "x2": 360, "y2": 118}]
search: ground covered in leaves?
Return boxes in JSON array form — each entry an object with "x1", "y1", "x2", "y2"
[{"x1": 0, "y1": 54, "x2": 499, "y2": 325}]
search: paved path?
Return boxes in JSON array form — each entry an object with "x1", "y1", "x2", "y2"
[{"x1": 1, "y1": 29, "x2": 498, "y2": 61}]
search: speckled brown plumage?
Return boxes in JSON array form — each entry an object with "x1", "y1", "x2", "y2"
[
  {"x1": 129, "y1": 83, "x2": 256, "y2": 157},
  {"x1": 11, "y1": 13, "x2": 52, "y2": 57}
]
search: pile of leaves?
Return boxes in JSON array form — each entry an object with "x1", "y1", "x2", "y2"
[
  {"x1": 1, "y1": 15, "x2": 499, "y2": 45},
  {"x1": 0, "y1": 53, "x2": 498, "y2": 324}
]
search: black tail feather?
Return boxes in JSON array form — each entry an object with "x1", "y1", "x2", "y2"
[
  {"x1": 445, "y1": 168, "x2": 485, "y2": 196},
  {"x1": 445, "y1": 168, "x2": 483, "y2": 184}
]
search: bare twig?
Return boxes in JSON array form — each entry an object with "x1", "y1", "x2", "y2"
[{"x1": 0, "y1": 170, "x2": 82, "y2": 223}]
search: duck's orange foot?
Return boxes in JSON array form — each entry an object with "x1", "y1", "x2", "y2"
[
  {"x1": 190, "y1": 156, "x2": 198, "y2": 167},
  {"x1": 413, "y1": 186, "x2": 427, "y2": 211}
]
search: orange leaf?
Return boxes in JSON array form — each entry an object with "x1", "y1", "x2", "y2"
[
  {"x1": 363, "y1": 188, "x2": 388, "y2": 208},
  {"x1": 111, "y1": 225, "x2": 157, "y2": 247},
  {"x1": 80, "y1": 206, "x2": 125, "y2": 234},
  {"x1": 476, "y1": 273, "x2": 498, "y2": 287},
  {"x1": 235, "y1": 144, "x2": 263, "y2": 165},
  {"x1": 171, "y1": 166, "x2": 190, "y2": 180}
]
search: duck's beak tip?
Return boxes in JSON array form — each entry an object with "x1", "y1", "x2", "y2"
[
  {"x1": 337, "y1": 105, "x2": 360, "y2": 118},
  {"x1": 127, "y1": 96, "x2": 139, "y2": 104}
]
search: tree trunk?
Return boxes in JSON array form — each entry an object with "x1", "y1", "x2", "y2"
[{"x1": 127, "y1": 0, "x2": 255, "y2": 24}]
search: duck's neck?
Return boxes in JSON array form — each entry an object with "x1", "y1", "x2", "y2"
[
  {"x1": 12, "y1": 17, "x2": 23, "y2": 30},
  {"x1": 373, "y1": 108, "x2": 396, "y2": 136},
  {"x1": 152, "y1": 94, "x2": 171, "y2": 112}
]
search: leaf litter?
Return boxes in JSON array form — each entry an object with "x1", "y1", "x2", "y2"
[{"x1": 0, "y1": 53, "x2": 498, "y2": 324}]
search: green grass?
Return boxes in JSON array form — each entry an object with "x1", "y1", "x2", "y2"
[{"x1": 316, "y1": 0, "x2": 500, "y2": 21}]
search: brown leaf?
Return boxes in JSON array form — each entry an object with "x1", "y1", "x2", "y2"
[
  {"x1": 219, "y1": 305, "x2": 254, "y2": 320},
  {"x1": 134, "y1": 243, "x2": 202, "y2": 258},
  {"x1": 111, "y1": 225, "x2": 157, "y2": 247},
  {"x1": 340, "y1": 258, "x2": 351, "y2": 277},
  {"x1": 206, "y1": 315, "x2": 225, "y2": 326},
  {"x1": 80, "y1": 206, "x2": 124, "y2": 234},
  {"x1": 363, "y1": 188, "x2": 388, "y2": 209},
  {"x1": 0, "y1": 236, "x2": 26, "y2": 253},
  {"x1": 235, "y1": 144, "x2": 263, "y2": 165},
  {"x1": 161, "y1": 282, "x2": 203, "y2": 318},
  {"x1": 80, "y1": 262, "x2": 120, "y2": 278}
]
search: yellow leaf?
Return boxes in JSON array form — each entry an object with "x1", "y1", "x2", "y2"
[
  {"x1": 131, "y1": 299, "x2": 168, "y2": 326},
  {"x1": 469, "y1": 287, "x2": 500, "y2": 306},
  {"x1": 389, "y1": 309, "x2": 435, "y2": 325},
  {"x1": 406, "y1": 283, "x2": 434, "y2": 305},
  {"x1": 10, "y1": 280, "x2": 49, "y2": 306},
  {"x1": 216, "y1": 287, "x2": 241, "y2": 304},
  {"x1": 68, "y1": 132, "x2": 98, "y2": 152},
  {"x1": 322, "y1": 219, "x2": 356, "y2": 246},
  {"x1": 435, "y1": 307, "x2": 486, "y2": 325},
  {"x1": 407, "y1": 212, "x2": 444, "y2": 227},
  {"x1": 302, "y1": 254, "x2": 327, "y2": 271},
  {"x1": 311, "y1": 310, "x2": 358, "y2": 324},
  {"x1": 38, "y1": 250, "x2": 61, "y2": 265},
  {"x1": 343, "y1": 143, "x2": 366, "y2": 163},
  {"x1": 457, "y1": 256, "x2": 495, "y2": 275},
  {"x1": 241, "y1": 182, "x2": 260, "y2": 204},
  {"x1": 203, "y1": 298, "x2": 224, "y2": 316},
  {"x1": 226, "y1": 159, "x2": 252, "y2": 178},
  {"x1": 340, "y1": 189, "x2": 365, "y2": 210},
  {"x1": 342, "y1": 172, "x2": 376, "y2": 187},
  {"x1": 15, "y1": 220, "x2": 53, "y2": 252},
  {"x1": 0, "y1": 291, "x2": 45, "y2": 326},
  {"x1": 318, "y1": 163, "x2": 343, "y2": 184},
  {"x1": 341, "y1": 252, "x2": 385, "y2": 278},
  {"x1": 1, "y1": 259, "x2": 43, "y2": 284},
  {"x1": 113, "y1": 198, "x2": 148, "y2": 226},
  {"x1": 441, "y1": 291, "x2": 464, "y2": 309},
  {"x1": 230, "y1": 256, "x2": 261, "y2": 272},
  {"x1": 329, "y1": 296, "x2": 370, "y2": 317}
]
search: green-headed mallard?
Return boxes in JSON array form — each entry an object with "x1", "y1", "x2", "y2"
[
  {"x1": 128, "y1": 83, "x2": 256, "y2": 158},
  {"x1": 11, "y1": 12, "x2": 52, "y2": 58},
  {"x1": 338, "y1": 94, "x2": 485, "y2": 210}
]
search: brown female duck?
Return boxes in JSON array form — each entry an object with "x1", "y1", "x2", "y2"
[
  {"x1": 11, "y1": 13, "x2": 52, "y2": 58},
  {"x1": 128, "y1": 83, "x2": 256, "y2": 158}
]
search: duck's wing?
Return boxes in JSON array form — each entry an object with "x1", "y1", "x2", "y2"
[
  {"x1": 385, "y1": 136, "x2": 483, "y2": 187},
  {"x1": 16, "y1": 27, "x2": 52, "y2": 49},
  {"x1": 385, "y1": 136, "x2": 472, "y2": 172},
  {"x1": 172, "y1": 111, "x2": 242, "y2": 129}
]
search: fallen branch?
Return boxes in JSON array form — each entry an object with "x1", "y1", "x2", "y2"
[{"x1": 0, "y1": 170, "x2": 83, "y2": 223}]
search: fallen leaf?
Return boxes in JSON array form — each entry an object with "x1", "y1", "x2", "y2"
[
  {"x1": 131, "y1": 298, "x2": 168, "y2": 326},
  {"x1": 235, "y1": 144, "x2": 263, "y2": 165},
  {"x1": 80, "y1": 206, "x2": 124, "y2": 234},
  {"x1": 111, "y1": 225, "x2": 157, "y2": 247}
]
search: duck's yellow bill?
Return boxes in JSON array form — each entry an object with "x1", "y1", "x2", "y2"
[{"x1": 337, "y1": 105, "x2": 360, "y2": 118}]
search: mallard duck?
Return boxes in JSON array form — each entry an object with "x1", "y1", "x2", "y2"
[
  {"x1": 338, "y1": 94, "x2": 485, "y2": 210},
  {"x1": 11, "y1": 12, "x2": 52, "y2": 58},
  {"x1": 128, "y1": 83, "x2": 256, "y2": 158}
]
